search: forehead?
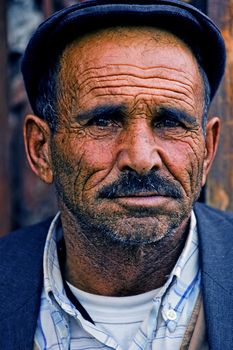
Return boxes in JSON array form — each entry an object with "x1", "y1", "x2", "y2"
[
  {"x1": 58, "y1": 26, "x2": 204, "y2": 117},
  {"x1": 62, "y1": 26, "x2": 200, "y2": 69}
]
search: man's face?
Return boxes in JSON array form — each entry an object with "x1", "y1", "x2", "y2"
[{"x1": 50, "y1": 27, "x2": 208, "y2": 245}]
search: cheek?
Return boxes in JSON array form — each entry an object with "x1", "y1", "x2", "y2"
[
  {"x1": 55, "y1": 133, "x2": 118, "y2": 191},
  {"x1": 78, "y1": 139, "x2": 118, "y2": 194},
  {"x1": 81, "y1": 142, "x2": 114, "y2": 169},
  {"x1": 162, "y1": 138, "x2": 205, "y2": 193}
]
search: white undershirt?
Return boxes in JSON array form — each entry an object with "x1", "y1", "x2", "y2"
[{"x1": 68, "y1": 282, "x2": 161, "y2": 349}]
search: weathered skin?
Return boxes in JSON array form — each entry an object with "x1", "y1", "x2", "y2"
[{"x1": 24, "y1": 27, "x2": 220, "y2": 296}]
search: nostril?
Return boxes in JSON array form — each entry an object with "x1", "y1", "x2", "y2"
[
  {"x1": 117, "y1": 146, "x2": 163, "y2": 174},
  {"x1": 122, "y1": 165, "x2": 134, "y2": 172}
]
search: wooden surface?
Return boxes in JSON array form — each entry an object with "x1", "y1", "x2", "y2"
[
  {"x1": 207, "y1": 0, "x2": 233, "y2": 211},
  {"x1": 0, "y1": 0, "x2": 11, "y2": 235}
]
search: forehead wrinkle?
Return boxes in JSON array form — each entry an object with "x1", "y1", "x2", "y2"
[
  {"x1": 62, "y1": 26, "x2": 201, "y2": 89},
  {"x1": 129, "y1": 98, "x2": 153, "y2": 118},
  {"x1": 79, "y1": 64, "x2": 195, "y2": 81},
  {"x1": 76, "y1": 70, "x2": 196, "y2": 111},
  {"x1": 77, "y1": 65, "x2": 195, "y2": 92},
  {"x1": 60, "y1": 28, "x2": 203, "y2": 119},
  {"x1": 78, "y1": 82, "x2": 196, "y2": 112},
  {"x1": 79, "y1": 76, "x2": 195, "y2": 102},
  {"x1": 78, "y1": 73, "x2": 195, "y2": 101}
]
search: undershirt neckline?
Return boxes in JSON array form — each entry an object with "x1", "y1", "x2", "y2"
[{"x1": 67, "y1": 281, "x2": 161, "y2": 323}]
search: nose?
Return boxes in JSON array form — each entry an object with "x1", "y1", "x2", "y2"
[{"x1": 116, "y1": 123, "x2": 163, "y2": 175}]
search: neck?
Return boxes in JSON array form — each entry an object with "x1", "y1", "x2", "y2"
[{"x1": 60, "y1": 210, "x2": 190, "y2": 296}]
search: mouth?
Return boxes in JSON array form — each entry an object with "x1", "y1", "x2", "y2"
[
  {"x1": 116, "y1": 192, "x2": 168, "y2": 197},
  {"x1": 108, "y1": 192, "x2": 175, "y2": 209}
]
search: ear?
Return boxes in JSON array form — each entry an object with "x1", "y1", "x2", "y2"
[
  {"x1": 24, "y1": 114, "x2": 54, "y2": 184},
  {"x1": 202, "y1": 116, "x2": 220, "y2": 186}
]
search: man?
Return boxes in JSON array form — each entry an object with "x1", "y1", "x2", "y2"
[{"x1": 1, "y1": 1, "x2": 233, "y2": 349}]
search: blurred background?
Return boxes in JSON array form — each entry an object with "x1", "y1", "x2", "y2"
[{"x1": 0, "y1": 0, "x2": 232, "y2": 236}]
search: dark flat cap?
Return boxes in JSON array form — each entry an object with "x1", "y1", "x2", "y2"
[{"x1": 21, "y1": 0, "x2": 226, "y2": 113}]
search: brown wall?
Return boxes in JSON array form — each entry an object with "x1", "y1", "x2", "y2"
[
  {"x1": 207, "y1": 0, "x2": 233, "y2": 211},
  {"x1": 0, "y1": 0, "x2": 232, "y2": 235},
  {"x1": 0, "y1": 1, "x2": 11, "y2": 234}
]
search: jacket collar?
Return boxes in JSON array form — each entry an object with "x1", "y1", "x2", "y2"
[
  {"x1": 194, "y1": 203, "x2": 233, "y2": 348},
  {"x1": 0, "y1": 219, "x2": 51, "y2": 349}
]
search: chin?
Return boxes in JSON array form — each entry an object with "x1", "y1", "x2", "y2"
[
  {"x1": 73, "y1": 210, "x2": 188, "y2": 248},
  {"x1": 61, "y1": 193, "x2": 193, "y2": 247},
  {"x1": 105, "y1": 217, "x2": 180, "y2": 245}
]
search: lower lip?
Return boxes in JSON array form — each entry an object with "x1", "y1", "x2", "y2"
[{"x1": 113, "y1": 195, "x2": 173, "y2": 208}]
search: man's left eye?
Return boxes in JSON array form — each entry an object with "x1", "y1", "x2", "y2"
[{"x1": 155, "y1": 119, "x2": 183, "y2": 128}]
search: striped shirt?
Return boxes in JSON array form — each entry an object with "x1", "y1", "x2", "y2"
[{"x1": 34, "y1": 211, "x2": 200, "y2": 350}]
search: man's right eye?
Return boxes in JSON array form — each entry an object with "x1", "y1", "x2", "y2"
[
  {"x1": 87, "y1": 117, "x2": 120, "y2": 128},
  {"x1": 79, "y1": 115, "x2": 122, "y2": 137},
  {"x1": 91, "y1": 117, "x2": 112, "y2": 127}
]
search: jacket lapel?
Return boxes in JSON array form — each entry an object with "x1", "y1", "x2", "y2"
[
  {"x1": 194, "y1": 203, "x2": 233, "y2": 349},
  {"x1": 0, "y1": 219, "x2": 51, "y2": 350}
]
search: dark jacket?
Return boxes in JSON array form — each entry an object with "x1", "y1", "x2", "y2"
[{"x1": 0, "y1": 203, "x2": 233, "y2": 349}]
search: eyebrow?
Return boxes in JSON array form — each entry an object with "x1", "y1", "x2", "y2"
[
  {"x1": 76, "y1": 104, "x2": 198, "y2": 128},
  {"x1": 76, "y1": 104, "x2": 126, "y2": 123},
  {"x1": 155, "y1": 107, "x2": 198, "y2": 125}
]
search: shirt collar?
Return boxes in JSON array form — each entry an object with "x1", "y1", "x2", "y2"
[
  {"x1": 155, "y1": 211, "x2": 200, "y2": 332},
  {"x1": 43, "y1": 212, "x2": 78, "y2": 316}
]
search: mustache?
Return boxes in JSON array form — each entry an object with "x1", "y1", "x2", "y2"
[{"x1": 98, "y1": 171, "x2": 183, "y2": 199}]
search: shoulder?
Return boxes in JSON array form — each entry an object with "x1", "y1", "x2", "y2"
[
  {"x1": 0, "y1": 218, "x2": 53, "y2": 286},
  {"x1": 0, "y1": 218, "x2": 52, "y2": 256},
  {"x1": 194, "y1": 202, "x2": 233, "y2": 258},
  {"x1": 0, "y1": 218, "x2": 53, "y2": 319},
  {"x1": 194, "y1": 202, "x2": 233, "y2": 226},
  {"x1": 0, "y1": 218, "x2": 53, "y2": 280}
]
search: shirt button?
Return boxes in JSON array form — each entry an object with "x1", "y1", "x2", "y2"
[{"x1": 166, "y1": 309, "x2": 177, "y2": 321}]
